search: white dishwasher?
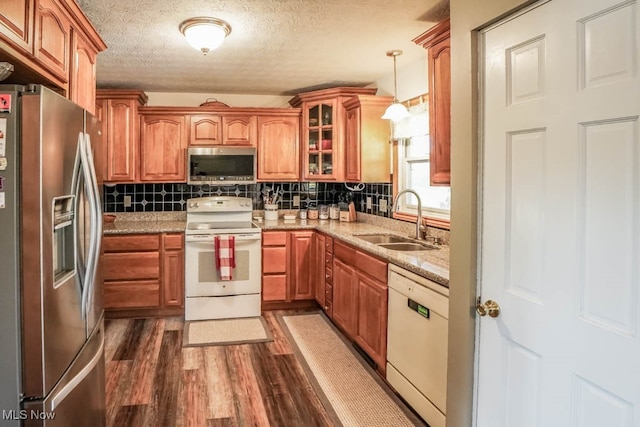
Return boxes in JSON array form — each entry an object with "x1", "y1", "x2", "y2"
[{"x1": 386, "y1": 264, "x2": 449, "y2": 427}]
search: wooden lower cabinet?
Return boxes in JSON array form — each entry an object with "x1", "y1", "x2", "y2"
[
  {"x1": 289, "y1": 231, "x2": 314, "y2": 300},
  {"x1": 102, "y1": 232, "x2": 184, "y2": 317},
  {"x1": 261, "y1": 231, "x2": 288, "y2": 302},
  {"x1": 332, "y1": 258, "x2": 358, "y2": 337},
  {"x1": 354, "y1": 272, "x2": 388, "y2": 369},
  {"x1": 261, "y1": 230, "x2": 316, "y2": 308},
  {"x1": 332, "y1": 240, "x2": 388, "y2": 373}
]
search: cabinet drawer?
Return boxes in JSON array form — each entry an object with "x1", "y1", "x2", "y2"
[
  {"x1": 262, "y1": 246, "x2": 287, "y2": 273},
  {"x1": 103, "y1": 280, "x2": 160, "y2": 309},
  {"x1": 356, "y1": 250, "x2": 387, "y2": 283},
  {"x1": 334, "y1": 240, "x2": 356, "y2": 264},
  {"x1": 103, "y1": 252, "x2": 160, "y2": 281},
  {"x1": 103, "y1": 234, "x2": 160, "y2": 252},
  {"x1": 163, "y1": 233, "x2": 184, "y2": 250},
  {"x1": 263, "y1": 231, "x2": 287, "y2": 246},
  {"x1": 262, "y1": 275, "x2": 287, "y2": 301}
]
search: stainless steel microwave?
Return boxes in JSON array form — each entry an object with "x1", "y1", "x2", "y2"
[{"x1": 187, "y1": 147, "x2": 257, "y2": 185}]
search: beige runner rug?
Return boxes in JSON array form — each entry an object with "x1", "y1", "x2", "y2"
[
  {"x1": 183, "y1": 316, "x2": 273, "y2": 347},
  {"x1": 281, "y1": 313, "x2": 424, "y2": 427}
]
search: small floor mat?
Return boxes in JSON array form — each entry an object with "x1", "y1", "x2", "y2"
[
  {"x1": 183, "y1": 317, "x2": 273, "y2": 347},
  {"x1": 280, "y1": 313, "x2": 425, "y2": 427}
]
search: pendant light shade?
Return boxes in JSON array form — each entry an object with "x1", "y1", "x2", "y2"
[
  {"x1": 180, "y1": 17, "x2": 232, "y2": 55},
  {"x1": 382, "y1": 50, "x2": 410, "y2": 123}
]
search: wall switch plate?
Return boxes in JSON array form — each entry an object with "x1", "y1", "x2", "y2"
[
  {"x1": 124, "y1": 195, "x2": 132, "y2": 208},
  {"x1": 293, "y1": 195, "x2": 300, "y2": 207},
  {"x1": 366, "y1": 196, "x2": 372, "y2": 210},
  {"x1": 379, "y1": 198, "x2": 387, "y2": 213}
]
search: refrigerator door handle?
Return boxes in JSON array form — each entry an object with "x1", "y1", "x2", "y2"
[
  {"x1": 78, "y1": 133, "x2": 98, "y2": 321},
  {"x1": 81, "y1": 133, "x2": 102, "y2": 319},
  {"x1": 49, "y1": 331, "x2": 104, "y2": 411},
  {"x1": 71, "y1": 133, "x2": 87, "y2": 302}
]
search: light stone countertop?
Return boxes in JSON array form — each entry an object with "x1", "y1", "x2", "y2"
[
  {"x1": 102, "y1": 212, "x2": 449, "y2": 287},
  {"x1": 102, "y1": 212, "x2": 186, "y2": 234},
  {"x1": 259, "y1": 218, "x2": 449, "y2": 287}
]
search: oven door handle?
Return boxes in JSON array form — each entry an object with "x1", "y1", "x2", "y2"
[{"x1": 185, "y1": 234, "x2": 262, "y2": 243}]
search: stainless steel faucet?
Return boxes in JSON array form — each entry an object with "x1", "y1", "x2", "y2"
[{"x1": 392, "y1": 189, "x2": 425, "y2": 240}]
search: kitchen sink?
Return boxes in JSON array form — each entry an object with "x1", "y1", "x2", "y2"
[
  {"x1": 355, "y1": 234, "x2": 439, "y2": 251},
  {"x1": 378, "y1": 242, "x2": 438, "y2": 251},
  {"x1": 355, "y1": 234, "x2": 415, "y2": 244}
]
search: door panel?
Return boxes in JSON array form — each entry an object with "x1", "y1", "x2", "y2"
[
  {"x1": 20, "y1": 88, "x2": 86, "y2": 397},
  {"x1": 478, "y1": 1, "x2": 640, "y2": 425}
]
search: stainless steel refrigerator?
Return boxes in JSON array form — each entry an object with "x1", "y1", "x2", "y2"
[{"x1": 0, "y1": 85, "x2": 105, "y2": 426}]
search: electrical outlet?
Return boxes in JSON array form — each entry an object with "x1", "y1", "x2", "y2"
[
  {"x1": 293, "y1": 195, "x2": 300, "y2": 207},
  {"x1": 379, "y1": 198, "x2": 388, "y2": 213},
  {"x1": 124, "y1": 195, "x2": 132, "y2": 208},
  {"x1": 366, "y1": 197, "x2": 372, "y2": 210}
]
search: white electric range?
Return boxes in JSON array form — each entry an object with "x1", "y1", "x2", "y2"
[{"x1": 184, "y1": 196, "x2": 262, "y2": 320}]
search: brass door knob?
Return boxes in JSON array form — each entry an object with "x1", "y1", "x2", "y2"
[{"x1": 476, "y1": 299, "x2": 500, "y2": 318}]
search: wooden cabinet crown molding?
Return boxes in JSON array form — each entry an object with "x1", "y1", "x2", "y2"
[
  {"x1": 288, "y1": 86, "x2": 377, "y2": 108},
  {"x1": 138, "y1": 106, "x2": 301, "y2": 116},
  {"x1": 97, "y1": 89, "x2": 148, "y2": 105},
  {"x1": 412, "y1": 18, "x2": 450, "y2": 49}
]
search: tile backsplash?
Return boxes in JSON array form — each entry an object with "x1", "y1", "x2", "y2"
[{"x1": 103, "y1": 182, "x2": 394, "y2": 217}]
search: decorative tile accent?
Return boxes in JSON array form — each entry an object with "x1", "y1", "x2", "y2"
[{"x1": 103, "y1": 181, "x2": 394, "y2": 217}]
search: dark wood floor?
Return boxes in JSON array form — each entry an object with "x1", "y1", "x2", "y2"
[{"x1": 104, "y1": 310, "x2": 337, "y2": 427}]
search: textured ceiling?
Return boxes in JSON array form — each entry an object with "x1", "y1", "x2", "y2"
[{"x1": 76, "y1": 0, "x2": 449, "y2": 95}]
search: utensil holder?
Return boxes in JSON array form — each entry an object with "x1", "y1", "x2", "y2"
[{"x1": 264, "y1": 204, "x2": 278, "y2": 221}]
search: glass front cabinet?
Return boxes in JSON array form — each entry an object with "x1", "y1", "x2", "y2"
[{"x1": 290, "y1": 87, "x2": 378, "y2": 181}]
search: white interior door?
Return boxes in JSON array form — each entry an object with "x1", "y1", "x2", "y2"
[{"x1": 477, "y1": 0, "x2": 640, "y2": 425}]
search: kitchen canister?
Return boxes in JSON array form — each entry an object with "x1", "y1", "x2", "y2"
[
  {"x1": 264, "y1": 204, "x2": 278, "y2": 221},
  {"x1": 329, "y1": 204, "x2": 340, "y2": 220},
  {"x1": 308, "y1": 207, "x2": 319, "y2": 219},
  {"x1": 319, "y1": 205, "x2": 329, "y2": 220},
  {"x1": 299, "y1": 209, "x2": 308, "y2": 220}
]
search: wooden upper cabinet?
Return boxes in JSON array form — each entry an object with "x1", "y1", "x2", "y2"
[
  {"x1": 222, "y1": 115, "x2": 256, "y2": 146},
  {"x1": 70, "y1": 28, "x2": 97, "y2": 114},
  {"x1": 0, "y1": 0, "x2": 34, "y2": 52},
  {"x1": 289, "y1": 87, "x2": 378, "y2": 182},
  {"x1": 257, "y1": 114, "x2": 300, "y2": 181},
  {"x1": 97, "y1": 90, "x2": 148, "y2": 183},
  {"x1": 414, "y1": 18, "x2": 451, "y2": 186},
  {"x1": 139, "y1": 114, "x2": 187, "y2": 182},
  {"x1": 189, "y1": 114, "x2": 222, "y2": 146},
  {"x1": 34, "y1": 0, "x2": 71, "y2": 82},
  {"x1": 343, "y1": 95, "x2": 392, "y2": 183}
]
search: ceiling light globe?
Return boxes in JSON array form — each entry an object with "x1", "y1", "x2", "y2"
[
  {"x1": 180, "y1": 18, "x2": 231, "y2": 55},
  {"x1": 382, "y1": 102, "x2": 411, "y2": 123}
]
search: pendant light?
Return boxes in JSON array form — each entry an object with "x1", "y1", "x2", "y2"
[
  {"x1": 381, "y1": 50, "x2": 411, "y2": 123},
  {"x1": 180, "y1": 17, "x2": 232, "y2": 55}
]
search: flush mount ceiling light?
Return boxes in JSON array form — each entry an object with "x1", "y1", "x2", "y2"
[
  {"x1": 381, "y1": 50, "x2": 411, "y2": 123},
  {"x1": 179, "y1": 17, "x2": 232, "y2": 55}
]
